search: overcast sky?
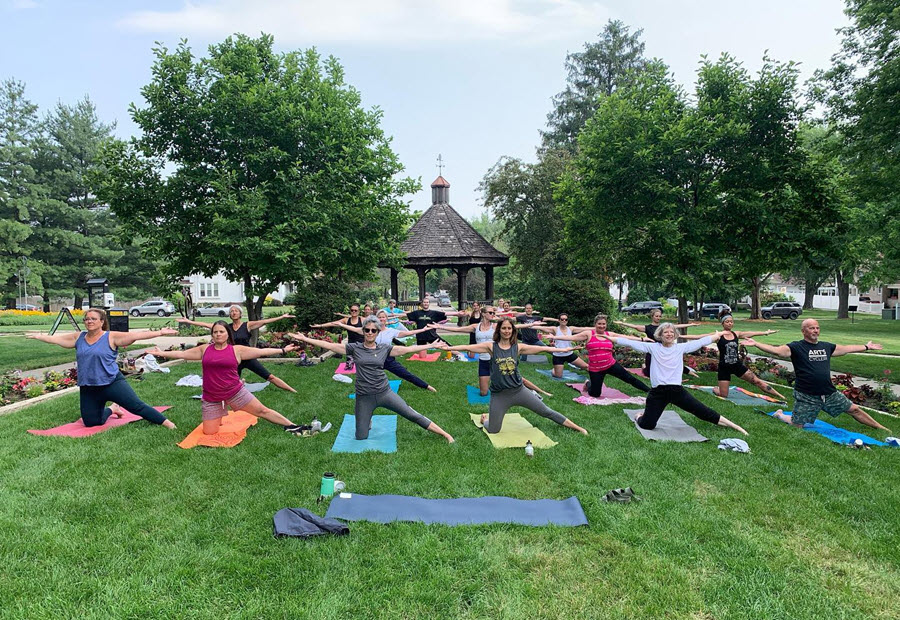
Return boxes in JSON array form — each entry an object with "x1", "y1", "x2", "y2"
[{"x1": 2, "y1": 0, "x2": 850, "y2": 219}]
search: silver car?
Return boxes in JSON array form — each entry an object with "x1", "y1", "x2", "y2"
[
  {"x1": 130, "y1": 300, "x2": 176, "y2": 317},
  {"x1": 193, "y1": 305, "x2": 233, "y2": 317}
]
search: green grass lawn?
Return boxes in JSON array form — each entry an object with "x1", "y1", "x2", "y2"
[{"x1": 1, "y1": 355, "x2": 898, "y2": 618}]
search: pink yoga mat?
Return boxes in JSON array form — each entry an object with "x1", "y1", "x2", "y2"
[
  {"x1": 336, "y1": 362, "x2": 356, "y2": 375},
  {"x1": 566, "y1": 383, "x2": 646, "y2": 405},
  {"x1": 408, "y1": 351, "x2": 442, "y2": 362},
  {"x1": 28, "y1": 406, "x2": 171, "y2": 438}
]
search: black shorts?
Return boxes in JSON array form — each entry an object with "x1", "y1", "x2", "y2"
[
  {"x1": 478, "y1": 359, "x2": 491, "y2": 377},
  {"x1": 717, "y1": 363, "x2": 749, "y2": 381},
  {"x1": 552, "y1": 352, "x2": 578, "y2": 365}
]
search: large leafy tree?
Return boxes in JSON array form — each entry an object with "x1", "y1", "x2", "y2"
[{"x1": 96, "y1": 34, "x2": 417, "y2": 322}]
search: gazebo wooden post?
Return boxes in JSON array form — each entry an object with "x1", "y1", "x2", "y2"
[
  {"x1": 390, "y1": 268, "x2": 399, "y2": 302},
  {"x1": 416, "y1": 268, "x2": 427, "y2": 301},
  {"x1": 484, "y1": 266, "x2": 495, "y2": 302},
  {"x1": 456, "y1": 267, "x2": 468, "y2": 310}
]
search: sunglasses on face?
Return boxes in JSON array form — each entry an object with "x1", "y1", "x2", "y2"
[
  {"x1": 485, "y1": 311, "x2": 495, "y2": 315},
  {"x1": 363, "y1": 328, "x2": 379, "y2": 333},
  {"x1": 559, "y1": 318, "x2": 568, "y2": 321},
  {"x1": 351, "y1": 309, "x2": 359, "y2": 313}
]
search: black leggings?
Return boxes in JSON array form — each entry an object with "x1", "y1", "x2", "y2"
[
  {"x1": 79, "y1": 373, "x2": 168, "y2": 427},
  {"x1": 238, "y1": 358, "x2": 273, "y2": 381},
  {"x1": 638, "y1": 385, "x2": 720, "y2": 430},
  {"x1": 587, "y1": 363, "x2": 650, "y2": 397},
  {"x1": 384, "y1": 356, "x2": 429, "y2": 389}
]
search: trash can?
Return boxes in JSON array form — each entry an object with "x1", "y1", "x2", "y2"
[
  {"x1": 107, "y1": 308, "x2": 129, "y2": 332},
  {"x1": 883, "y1": 308, "x2": 896, "y2": 321}
]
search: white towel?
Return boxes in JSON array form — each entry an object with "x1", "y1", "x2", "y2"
[
  {"x1": 718, "y1": 438, "x2": 750, "y2": 453},
  {"x1": 176, "y1": 374, "x2": 203, "y2": 387}
]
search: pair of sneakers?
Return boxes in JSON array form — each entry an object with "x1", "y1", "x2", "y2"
[{"x1": 601, "y1": 487, "x2": 641, "y2": 503}]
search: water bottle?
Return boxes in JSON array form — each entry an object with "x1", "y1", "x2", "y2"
[
  {"x1": 320, "y1": 472, "x2": 335, "y2": 497},
  {"x1": 525, "y1": 440, "x2": 534, "y2": 458}
]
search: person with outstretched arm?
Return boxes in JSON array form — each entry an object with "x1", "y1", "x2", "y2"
[
  {"x1": 741, "y1": 319, "x2": 889, "y2": 431},
  {"x1": 607, "y1": 323, "x2": 748, "y2": 435},
  {"x1": 616, "y1": 309, "x2": 700, "y2": 378}
]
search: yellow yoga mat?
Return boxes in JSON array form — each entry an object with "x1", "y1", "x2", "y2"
[{"x1": 468, "y1": 413, "x2": 558, "y2": 449}]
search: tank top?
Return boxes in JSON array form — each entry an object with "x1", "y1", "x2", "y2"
[
  {"x1": 346, "y1": 316, "x2": 363, "y2": 344},
  {"x1": 490, "y1": 342, "x2": 522, "y2": 392},
  {"x1": 475, "y1": 322, "x2": 495, "y2": 360},
  {"x1": 718, "y1": 332, "x2": 741, "y2": 366},
  {"x1": 552, "y1": 326, "x2": 572, "y2": 357},
  {"x1": 645, "y1": 324, "x2": 659, "y2": 341},
  {"x1": 586, "y1": 331, "x2": 615, "y2": 372},
  {"x1": 202, "y1": 344, "x2": 243, "y2": 402},
  {"x1": 467, "y1": 310, "x2": 483, "y2": 344},
  {"x1": 75, "y1": 331, "x2": 119, "y2": 386},
  {"x1": 228, "y1": 322, "x2": 252, "y2": 346}
]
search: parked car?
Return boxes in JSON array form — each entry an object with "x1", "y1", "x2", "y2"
[
  {"x1": 761, "y1": 301, "x2": 802, "y2": 320},
  {"x1": 130, "y1": 300, "x2": 176, "y2": 317},
  {"x1": 437, "y1": 295, "x2": 451, "y2": 307},
  {"x1": 15, "y1": 303, "x2": 40, "y2": 311},
  {"x1": 622, "y1": 301, "x2": 664, "y2": 315},
  {"x1": 193, "y1": 305, "x2": 233, "y2": 317},
  {"x1": 689, "y1": 303, "x2": 732, "y2": 319}
]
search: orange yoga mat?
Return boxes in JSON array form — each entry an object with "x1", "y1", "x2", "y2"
[{"x1": 177, "y1": 410, "x2": 259, "y2": 449}]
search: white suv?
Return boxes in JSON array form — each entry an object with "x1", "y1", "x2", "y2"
[{"x1": 130, "y1": 300, "x2": 176, "y2": 317}]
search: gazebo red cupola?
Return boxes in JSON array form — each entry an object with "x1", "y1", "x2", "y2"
[{"x1": 382, "y1": 175, "x2": 508, "y2": 308}]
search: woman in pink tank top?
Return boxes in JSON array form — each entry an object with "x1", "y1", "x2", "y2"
[
  {"x1": 552, "y1": 314, "x2": 651, "y2": 398},
  {"x1": 148, "y1": 321, "x2": 305, "y2": 435}
]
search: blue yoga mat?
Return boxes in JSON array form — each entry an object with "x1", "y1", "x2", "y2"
[
  {"x1": 690, "y1": 385, "x2": 785, "y2": 406},
  {"x1": 536, "y1": 368, "x2": 583, "y2": 382},
  {"x1": 331, "y1": 414, "x2": 397, "y2": 453},
  {"x1": 467, "y1": 385, "x2": 490, "y2": 404},
  {"x1": 325, "y1": 493, "x2": 589, "y2": 526},
  {"x1": 765, "y1": 411, "x2": 890, "y2": 447},
  {"x1": 349, "y1": 380, "x2": 401, "y2": 399}
]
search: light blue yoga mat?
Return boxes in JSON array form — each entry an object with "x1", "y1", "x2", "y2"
[
  {"x1": 349, "y1": 380, "x2": 401, "y2": 399},
  {"x1": 689, "y1": 385, "x2": 785, "y2": 406},
  {"x1": 331, "y1": 414, "x2": 397, "y2": 453},
  {"x1": 467, "y1": 385, "x2": 490, "y2": 404},
  {"x1": 765, "y1": 411, "x2": 890, "y2": 447},
  {"x1": 536, "y1": 368, "x2": 583, "y2": 382},
  {"x1": 325, "y1": 493, "x2": 589, "y2": 526}
]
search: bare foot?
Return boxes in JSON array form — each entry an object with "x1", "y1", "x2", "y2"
[
  {"x1": 772, "y1": 409, "x2": 793, "y2": 425},
  {"x1": 480, "y1": 413, "x2": 488, "y2": 426},
  {"x1": 109, "y1": 404, "x2": 124, "y2": 418},
  {"x1": 162, "y1": 420, "x2": 177, "y2": 430},
  {"x1": 427, "y1": 385, "x2": 437, "y2": 393}
]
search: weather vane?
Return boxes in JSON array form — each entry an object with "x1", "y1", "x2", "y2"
[{"x1": 436, "y1": 154, "x2": 445, "y2": 176}]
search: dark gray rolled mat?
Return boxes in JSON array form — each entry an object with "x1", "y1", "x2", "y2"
[{"x1": 325, "y1": 494, "x2": 588, "y2": 526}]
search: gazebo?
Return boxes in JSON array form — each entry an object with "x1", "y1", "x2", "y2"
[{"x1": 382, "y1": 175, "x2": 508, "y2": 309}]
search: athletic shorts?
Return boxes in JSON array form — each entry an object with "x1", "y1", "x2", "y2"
[
  {"x1": 717, "y1": 362, "x2": 749, "y2": 381},
  {"x1": 552, "y1": 352, "x2": 578, "y2": 365},
  {"x1": 478, "y1": 359, "x2": 491, "y2": 377},
  {"x1": 201, "y1": 387, "x2": 255, "y2": 421},
  {"x1": 790, "y1": 389, "x2": 853, "y2": 426}
]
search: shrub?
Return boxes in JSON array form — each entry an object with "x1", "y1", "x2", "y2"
[
  {"x1": 760, "y1": 290, "x2": 794, "y2": 306},
  {"x1": 541, "y1": 278, "x2": 615, "y2": 327}
]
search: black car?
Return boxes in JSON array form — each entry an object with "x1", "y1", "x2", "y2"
[
  {"x1": 689, "y1": 303, "x2": 732, "y2": 319},
  {"x1": 761, "y1": 301, "x2": 802, "y2": 320},
  {"x1": 622, "y1": 301, "x2": 663, "y2": 315}
]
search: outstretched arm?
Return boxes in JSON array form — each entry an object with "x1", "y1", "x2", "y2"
[
  {"x1": 435, "y1": 323, "x2": 476, "y2": 334},
  {"x1": 673, "y1": 322, "x2": 702, "y2": 329},
  {"x1": 236, "y1": 344, "x2": 297, "y2": 360},
  {"x1": 549, "y1": 331, "x2": 590, "y2": 342},
  {"x1": 288, "y1": 333, "x2": 347, "y2": 356},
  {"x1": 25, "y1": 331, "x2": 80, "y2": 349},
  {"x1": 402, "y1": 326, "x2": 441, "y2": 337},
  {"x1": 834, "y1": 341, "x2": 882, "y2": 357},
  {"x1": 614, "y1": 320, "x2": 647, "y2": 333},
  {"x1": 145, "y1": 345, "x2": 206, "y2": 361},
  {"x1": 392, "y1": 341, "x2": 449, "y2": 356},
  {"x1": 446, "y1": 342, "x2": 493, "y2": 355},
  {"x1": 111, "y1": 327, "x2": 178, "y2": 348},
  {"x1": 176, "y1": 317, "x2": 212, "y2": 329},
  {"x1": 740, "y1": 338, "x2": 791, "y2": 358},
  {"x1": 313, "y1": 320, "x2": 362, "y2": 335},
  {"x1": 613, "y1": 336, "x2": 653, "y2": 353},
  {"x1": 735, "y1": 329, "x2": 777, "y2": 338},
  {"x1": 246, "y1": 313, "x2": 295, "y2": 331},
  {"x1": 519, "y1": 343, "x2": 577, "y2": 355}
]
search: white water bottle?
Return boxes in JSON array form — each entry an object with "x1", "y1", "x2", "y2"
[{"x1": 525, "y1": 440, "x2": 534, "y2": 458}]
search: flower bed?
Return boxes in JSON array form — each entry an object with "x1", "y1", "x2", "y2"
[
  {"x1": 832, "y1": 371, "x2": 899, "y2": 412},
  {"x1": 0, "y1": 369, "x2": 78, "y2": 406}
]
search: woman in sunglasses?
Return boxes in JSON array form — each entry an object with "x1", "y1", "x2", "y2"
[
  {"x1": 533, "y1": 313, "x2": 590, "y2": 378},
  {"x1": 446, "y1": 319, "x2": 587, "y2": 435},
  {"x1": 290, "y1": 317, "x2": 455, "y2": 443}
]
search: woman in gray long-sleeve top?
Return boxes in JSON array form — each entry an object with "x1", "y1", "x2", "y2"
[
  {"x1": 290, "y1": 317, "x2": 455, "y2": 443},
  {"x1": 448, "y1": 319, "x2": 588, "y2": 436}
]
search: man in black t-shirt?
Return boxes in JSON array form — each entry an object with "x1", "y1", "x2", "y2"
[
  {"x1": 405, "y1": 298, "x2": 465, "y2": 346},
  {"x1": 743, "y1": 319, "x2": 889, "y2": 430}
]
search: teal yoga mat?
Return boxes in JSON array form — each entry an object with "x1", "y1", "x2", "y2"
[
  {"x1": 467, "y1": 385, "x2": 490, "y2": 404},
  {"x1": 536, "y1": 368, "x2": 583, "y2": 382},
  {"x1": 765, "y1": 411, "x2": 891, "y2": 447},
  {"x1": 349, "y1": 380, "x2": 401, "y2": 399},
  {"x1": 331, "y1": 414, "x2": 397, "y2": 453}
]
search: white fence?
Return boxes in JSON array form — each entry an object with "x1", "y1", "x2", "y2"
[{"x1": 812, "y1": 295, "x2": 884, "y2": 314}]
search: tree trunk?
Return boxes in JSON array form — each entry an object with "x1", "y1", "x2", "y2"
[
  {"x1": 74, "y1": 294, "x2": 84, "y2": 310},
  {"x1": 42, "y1": 292, "x2": 50, "y2": 313},
  {"x1": 836, "y1": 269, "x2": 850, "y2": 319},
  {"x1": 677, "y1": 296, "x2": 689, "y2": 324},
  {"x1": 801, "y1": 270, "x2": 826, "y2": 310},
  {"x1": 750, "y1": 276, "x2": 761, "y2": 319}
]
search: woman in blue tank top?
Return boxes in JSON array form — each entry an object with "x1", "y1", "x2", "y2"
[{"x1": 26, "y1": 308, "x2": 178, "y2": 429}]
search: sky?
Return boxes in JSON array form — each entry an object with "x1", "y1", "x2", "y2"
[{"x1": 1, "y1": 0, "x2": 850, "y2": 219}]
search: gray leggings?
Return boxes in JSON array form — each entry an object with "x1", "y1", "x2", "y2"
[
  {"x1": 486, "y1": 384, "x2": 567, "y2": 433},
  {"x1": 354, "y1": 389, "x2": 432, "y2": 440}
]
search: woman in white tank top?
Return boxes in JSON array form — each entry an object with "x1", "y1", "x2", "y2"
[{"x1": 533, "y1": 313, "x2": 589, "y2": 378}]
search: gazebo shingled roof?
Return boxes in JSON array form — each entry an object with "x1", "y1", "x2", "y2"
[{"x1": 381, "y1": 175, "x2": 508, "y2": 306}]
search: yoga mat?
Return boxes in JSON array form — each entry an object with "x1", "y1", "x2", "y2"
[
  {"x1": 326, "y1": 493, "x2": 588, "y2": 527},
  {"x1": 331, "y1": 414, "x2": 397, "y2": 453},
  {"x1": 469, "y1": 413, "x2": 558, "y2": 449},
  {"x1": 28, "y1": 406, "x2": 172, "y2": 438},
  {"x1": 349, "y1": 380, "x2": 401, "y2": 399},
  {"x1": 521, "y1": 354, "x2": 548, "y2": 363},
  {"x1": 336, "y1": 362, "x2": 356, "y2": 375},
  {"x1": 467, "y1": 385, "x2": 490, "y2": 404},
  {"x1": 623, "y1": 409, "x2": 708, "y2": 443},
  {"x1": 687, "y1": 384, "x2": 785, "y2": 406},
  {"x1": 565, "y1": 383, "x2": 646, "y2": 406},
  {"x1": 191, "y1": 381, "x2": 269, "y2": 399},
  {"x1": 177, "y1": 411, "x2": 258, "y2": 449},
  {"x1": 408, "y1": 351, "x2": 442, "y2": 362},
  {"x1": 764, "y1": 411, "x2": 891, "y2": 447},
  {"x1": 536, "y1": 368, "x2": 583, "y2": 382}
]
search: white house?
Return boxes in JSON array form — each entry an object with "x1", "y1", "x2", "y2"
[{"x1": 186, "y1": 272, "x2": 295, "y2": 305}]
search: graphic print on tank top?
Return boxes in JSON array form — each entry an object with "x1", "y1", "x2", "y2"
[{"x1": 721, "y1": 336, "x2": 740, "y2": 365}]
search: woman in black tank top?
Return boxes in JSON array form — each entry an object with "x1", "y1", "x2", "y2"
[{"x1": 177, "y1": 304, "x2": 297, "y2": 393}]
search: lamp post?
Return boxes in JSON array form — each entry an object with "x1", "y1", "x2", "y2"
[{"x1": 20, "y1": 257, "x2": 27, "y2": 309}]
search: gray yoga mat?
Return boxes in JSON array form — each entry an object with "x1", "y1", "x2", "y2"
[
  {"x1": 325, "y1": 494, "x2": 589, "y2": 527},
  {"x1": 623, "y1": 409, "x2": 708, "y2": 443}
]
